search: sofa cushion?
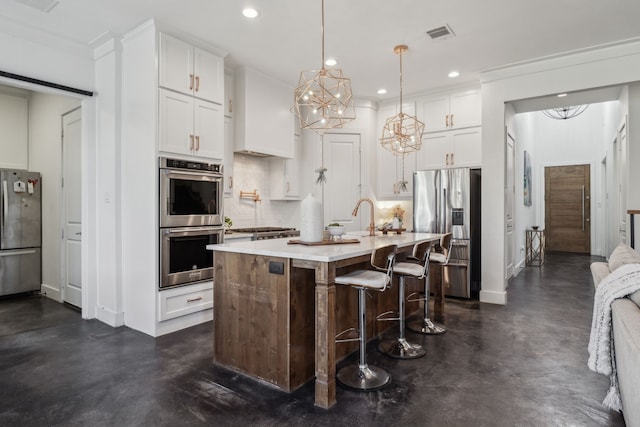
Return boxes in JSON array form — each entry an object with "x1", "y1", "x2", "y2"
[
  {"x1": 609, "y1": 244, "x2": 640, "y2": 272},
  {"x1": 612, "y1": 299, "x2": 640, "y2": 427},
  {"x1": 630, "y1": 290, "x2": 640, "y2": 309},
  {"x1": 591, "y1": 262, "x2": 611, "y2": 288}
]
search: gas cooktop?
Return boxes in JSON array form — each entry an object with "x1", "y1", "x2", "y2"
[{"x1": 227, "y1": 227, "x2": 299, "y2": 240}]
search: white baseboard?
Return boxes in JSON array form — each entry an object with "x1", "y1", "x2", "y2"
[
  {"x1": 40, "y1": 284, "x2": 62, "y2": 302},
  {"x1": 480, "y1": 289, "x2": 507, "y2": 305},
  {"x1": 96, "y1": 305, "x2": 125, "y2": 327},
  {"x1": 514, "y1": 259, "x2": 525, "y2": 276}
]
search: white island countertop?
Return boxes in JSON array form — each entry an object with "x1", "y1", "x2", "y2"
[{"x1": 207, "y1": 232, "x2": 441, "y2": 262}]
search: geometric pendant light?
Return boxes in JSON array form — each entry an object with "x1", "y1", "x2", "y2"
[
  {"x1": 542, "y1": 105, "x2": 589, "y2": 120},
  {"x1": 380, "y1": 45, "x2": 424, "y2": 156},
  {"x1": 292, "y1": 0, "x2": 356, "y2": 135}
]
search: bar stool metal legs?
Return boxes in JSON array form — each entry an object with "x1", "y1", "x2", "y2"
[
  {"x1": 336, "y1": 287, "x2": 391, "y2": 391},
  {"x1": 407, "y1": 271, "x2": 447, "y2": 335},
  {"x1": 378, "y1": 276, "x2": 426, "y2": 358}
]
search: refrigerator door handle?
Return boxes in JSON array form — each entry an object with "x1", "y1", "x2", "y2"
[
  {"x1": 2, "y1": 180, "x2": 7, "y2": 230},
  {"x1": 0, "y1": 249, "x2": 37, "y2": 257}
]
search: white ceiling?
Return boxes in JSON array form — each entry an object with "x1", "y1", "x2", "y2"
[{"x1": 3, "y1": 0, "x2": 640, "y2": 104}]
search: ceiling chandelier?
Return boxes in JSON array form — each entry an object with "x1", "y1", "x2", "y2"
[
  {"x1": 380, "y1": 45, "x2": 424, "y2": 156},
  {"x1": 292, "y1": 0, "x2": 355, "y2": 135},
  {"x1": 542, "y1": 105, "x2": 589, "y2": 120}
]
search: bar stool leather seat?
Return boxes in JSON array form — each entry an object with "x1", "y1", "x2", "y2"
[{"x1": 335, "y1": 244, "x2": 397, "y2": 391}]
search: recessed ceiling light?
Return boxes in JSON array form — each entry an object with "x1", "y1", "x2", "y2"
[
  {"x1": 325, "y1": 58, "x2": 337, "y2": 66},
  {"x1": 242, "y1": 7, "x2": 259, "y2": 18},
  {"x1": 557, "y1": 93, "x2": 568, "y2": 97},
  {"x1": 377, "y1": 89, "x2": 387, "y2": 95},
  {"x1": 448, "y1": 71, "x2": 460, "y2": 78}
]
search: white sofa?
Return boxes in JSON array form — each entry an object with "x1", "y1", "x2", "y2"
[{"x1": 590, "y1": 244, "x2": 640, "y2": 427}]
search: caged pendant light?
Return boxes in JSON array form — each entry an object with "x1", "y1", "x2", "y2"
[
  {"x1": 380, "y1": 45, "x2": 424, "y2": 156},
  {"x1": 380, "y1": 45, "x2": 424, "y2": 192},
  {"x1": 542, "y1": 105, "x2": 589, "y2": 120},
  {"x1": 292, "y1": 0, "x2": 356, "y2": 135}
]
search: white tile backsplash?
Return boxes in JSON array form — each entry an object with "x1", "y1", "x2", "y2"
[{"x1": 224, "y1": 154, "x2": 301, "y2": 229}]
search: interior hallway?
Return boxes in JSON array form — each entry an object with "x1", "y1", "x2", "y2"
[{"x1": 0, "y1": 252, "x2": 626, "y2": 426}]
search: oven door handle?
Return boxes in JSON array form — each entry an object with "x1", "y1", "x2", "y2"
[
  {"x1": 162, "y1": 169, "x2": 223, "y2": 181},
  {"x1": 163, "y1": 227, "x2": 224, "y2": 236}
]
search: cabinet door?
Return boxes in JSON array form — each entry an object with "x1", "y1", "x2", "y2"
[
  {"x1": 417, "y1": 95, "x2": 450, "y2": 133},
  {"x1": 159, "y1": 33, "x2": 194, "y2": 96},
  {"x1": 418, "y1": 132, "x2": 451, "y2": 169},
  {"x1": 223, "y1": 116, "x2": 234, "y2": 197},
  {"x1": 194, "y1": 99, "x2": 224, "y2": 160},
  {"x1": 159, "y1": 89, "x2": 194, "y2": 156},
  {"x1": 224, "y1": 71, "x2": 234, "y2": 118},
  {"x1": 194, "y1": 47, "x2": 224, "y2": 104},
  {"x1": 450, "y1": 90, "x2": 481, "y2": 129},
  {"x1": 268, "y1": 135, "x2": 300, "y2": 200},
  {"x1": 450, "y1": 127, "x2": 481, "y2": 168},
  {"x1": 285, "y1": 135, "x2": 300, "y2": 197}
]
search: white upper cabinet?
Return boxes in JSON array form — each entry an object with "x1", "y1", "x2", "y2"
[
  {"x1": 158, "y1": 32, "x2": 225, "y2": 160},
  {"x1": 269, "y1": 134, "x2": 301, "y2": 200},
  {"x1": 159, "y1": 88, "x2": 223, "y2": 160},
  {"x1": 224, "y1": 70, "x2": 234, "y2": 118},
  {"x1": 234, "y1": 67, "x2": 294, "y2": 158},
  {"x1": 417, "y1": 127, "x2": 482, "y2": 170},
  {"x1": 0, "y1": 93, "x2": 28, "y2": 170},
  {"x1": 159, "y1": 33, "x2": 223, "y2": 105},
  {"x1": 417, "y1": 88, "x2": 481, "y2": 133}
]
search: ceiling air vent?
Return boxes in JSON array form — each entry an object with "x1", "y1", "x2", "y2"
[
  {"x1": 13, "y1": 0, "x2": 59, "y2": 13},
  {"x1": 426, "y1": 24, "x2": 455, "y2": 41}
]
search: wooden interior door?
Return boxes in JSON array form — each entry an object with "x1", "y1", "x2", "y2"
[{"x1": 545, "y1": 165, "x2": 590, "y2": 253}]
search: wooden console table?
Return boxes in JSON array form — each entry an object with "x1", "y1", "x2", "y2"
[{"x1": 526, "y1": 229, "x2": 545, "y2": 266}]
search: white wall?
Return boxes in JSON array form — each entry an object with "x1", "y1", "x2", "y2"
[
  {"x1": 480, "y1": 40, "x2": 640, "y2": 305},
  {"x1": 511, "y1": 102, "x2": 620, "y2": 261}
]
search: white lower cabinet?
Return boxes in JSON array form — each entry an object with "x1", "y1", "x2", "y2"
[
  {"x1": 158, "y1": 281, "x2": 213, "y2": 321},
  {"x1": 418, "y1": 127, "x2": 481, "y2": 170}
]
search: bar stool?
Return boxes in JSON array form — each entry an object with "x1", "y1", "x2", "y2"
[
  {"x1": 335, "y1": 244, "x2": 397, "y2": 391},
  {"x1": 378, "y1": 240, "x2": 431, "y2": 359},
  {"x1": 407, "y1": 233, "x2": 452, "y2": 335}
]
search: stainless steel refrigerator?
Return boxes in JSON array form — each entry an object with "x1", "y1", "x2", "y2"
[
  {"x1": 413, "y1": 167, "x2": 481, "y2": 298},
  {"x1": 0, "y1": 169, "x2": 42, "y2": 296}
]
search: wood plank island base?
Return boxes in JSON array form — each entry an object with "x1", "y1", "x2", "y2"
[{"x1": 207, "y1": 232, "x2": 442, "y2": 408}]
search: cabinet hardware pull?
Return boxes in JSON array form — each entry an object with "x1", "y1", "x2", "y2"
[
  {"x1": 450, "y1": 114, "x2": 454, "y2": 127},
  {"x1": 195, "y1": 75, "x2": 200, "y2": 92},
  {"x1": 229, "y1": 99, "x2": 233, "y2": 113},
  {"x1": 445, "y1": 114, "x2": 449, "y2": 128},
  {"x1": 582, "y1": 185, "x2": 585, "y2": 231},
  {"x1": 286, "y1": 182, "x2": 290, "y2": 193},
  {"x1": 189, "y1": 74, "x2": 194, "y2": 91},
  {"x1": 189, "y1": 134, "x2": 194, "y2": 150},
  {"x1": 451, "y1": 152, "x2": 455, "y2": 164},
  {"x1": 228, "y1": 176, "x2": 233, "y2": 189},
  {"x1": 195, "y1": 135, "x2": 200, "y2": 151},
  {"x1": 187, "y1": 296, "x2": 203, "y2": 302},
  {"x1": 446, "y1": 153, "x2": 449, "y2": 165}
]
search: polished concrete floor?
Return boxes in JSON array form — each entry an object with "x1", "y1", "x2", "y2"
[{"x1": 0, "y1": 252, "x2": 626, "y2": 426}]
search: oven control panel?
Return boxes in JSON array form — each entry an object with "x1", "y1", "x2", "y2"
[{"x1": 160, "y1": 157, "x2": 222, "y2": 174}]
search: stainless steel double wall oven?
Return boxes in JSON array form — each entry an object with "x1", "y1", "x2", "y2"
[{"x1": 159, "y1": 158, "x2": 223, "y2": 289}]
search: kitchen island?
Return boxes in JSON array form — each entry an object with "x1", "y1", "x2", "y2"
[{"x1": 207, "y1": 232, "x2": 441, "y2": 408}]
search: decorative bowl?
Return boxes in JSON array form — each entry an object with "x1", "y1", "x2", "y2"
[
  {"x1": 531, "y1": 225, "x2": 539, "y2": 230},
  {"x1": 327, "y1": 225, "x2": 345, "y2": 240}
]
